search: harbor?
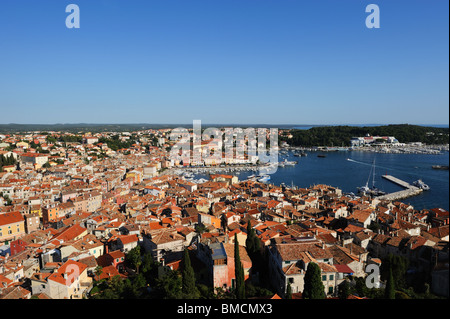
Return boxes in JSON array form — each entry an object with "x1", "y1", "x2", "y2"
[
  {"x1": 286, "y1": 143, "x2": 449, "y2": 155},
  {"x1": 160, "y1": 149, "x2": 448, "y2": 210}
]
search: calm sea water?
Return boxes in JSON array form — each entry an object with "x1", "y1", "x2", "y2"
[{"x1": 195, "y1": 151, "x2": 449, "y2": 211}]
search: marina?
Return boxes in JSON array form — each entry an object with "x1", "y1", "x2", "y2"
[
  {"x1": 357, "y1": 159, "x2": 386, "y2": 197},
  {"x1": 162, "y1": 149, "x2": 448, "y2": 211}
]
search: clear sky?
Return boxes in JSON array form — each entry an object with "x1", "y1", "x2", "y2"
[{"x1": 0, "y1": 0, "x2": 448, "y2": 125}]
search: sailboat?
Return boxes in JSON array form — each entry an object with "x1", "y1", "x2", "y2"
[{"x1": 357, "y1": 159, "x2": 386, "y2": 197}]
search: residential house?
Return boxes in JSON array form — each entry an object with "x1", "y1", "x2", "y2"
[
  {"x1": 142, "y1": 229, "x2": 184, "y2": 263},
  {"x1": 24, "y1": 213, "x2": 40, "y2": 233},
  {"x1": 198, "y1": 212, "x2": 221, "y2": 229},
  {"x1": 20, "y1": 153, "x2": 49, "y2": 167},
  {"x1": 0, "y1": 211, "x2": 25, "y2": 244},
  {"x1": 46, "y1": 259, "x2": 92, "y2": 299},
  {"x1": 347, "y1": 209, "x2": 376, "y2": 229},
  {"x1": 70, "y1": 191, "x2": 102, "y2": 213},
  {"x1": 111, "y1": 234, "x2": 139, "y2": 253},
  {"x1": 196, "y1": 241, "x2": 252, "y2": 290},
  {"x1": 267, "y1": 237, "x2": 333, "y2": 296},
  {"x1": 97, "y1": 249, "x2": 126, "y2": 272},
  {"x1": 0, "y1": 286, "x2": 31, "y2": 299}
]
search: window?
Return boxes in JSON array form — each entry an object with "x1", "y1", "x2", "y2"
[
  {"x1": 322, "y1": 275, "x2": 327, "y2": 281},
  {"x1": 329, "y1": 275, "x2": 334, "y2": 280},
  {"x1": 288, "y1": 278, "x2": 294, "y2": 284}
]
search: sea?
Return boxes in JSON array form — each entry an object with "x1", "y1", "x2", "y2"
[{"x1": 193, "y1": 150, "x2": 449, "y2": 211}]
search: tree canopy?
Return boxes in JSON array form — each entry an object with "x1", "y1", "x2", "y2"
[
  {"x1": 302, "y1": 262, "x2": 325, "y2": 299},
  {"x1": 281, "y1": 124, "x2": 449, "y2": 147}
]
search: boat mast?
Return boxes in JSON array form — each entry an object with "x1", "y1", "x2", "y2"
[
  {"x1": 372, "y1": 159, "x2": 376, "y2": 188},
  {"x1": 365, "y1": 161, "x2": 372, "y2": 188}
]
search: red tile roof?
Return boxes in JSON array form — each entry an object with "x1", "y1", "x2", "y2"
[
  {"x1": 334, "y1": 264, "x2": 354, "y2": 274},
  {"x1": 0, "y1": 211, "x2": 24, "y2": 226},
  {"x1": 118, "y1": 234, "x2": 139, "y2": 245},
  {"x1": 48, "y1": 260, "x2": 87, "y2": 286}
]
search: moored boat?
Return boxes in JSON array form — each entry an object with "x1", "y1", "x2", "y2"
[
  {"x1": 432, "y1": 165, "x2": 449, "y2": 170},
  {"x1": 413, "y1": 179, "x2": 430, "y2": 190}
]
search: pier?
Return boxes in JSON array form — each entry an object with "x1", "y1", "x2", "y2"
[
  {"x1": 381, "y1": 175, "x2": 415, "y2": 189},
  {"x1": 377, "y1": 175, "x2": 423, "y2": 201}
]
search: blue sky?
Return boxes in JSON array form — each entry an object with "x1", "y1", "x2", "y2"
[{"x1": 0, "y1": 0, "x2": 448, "y2": 125}]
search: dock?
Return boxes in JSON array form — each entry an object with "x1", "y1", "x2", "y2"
[
  {"x1": 381, "y1": 175, "x2": 415, "y2": 189},
  {"x1": 377, "y1": 175, "x2": 423, "y2": 201}
]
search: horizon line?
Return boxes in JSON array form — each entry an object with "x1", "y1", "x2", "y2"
[{"x1": 0, "y1": 123, "x2": 449, "y2": 126}]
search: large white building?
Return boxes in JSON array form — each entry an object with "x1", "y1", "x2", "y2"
[
  {"x1": 351, "y1": 135, "x2": 400, "y2": 147},
  {"x1": 20, "y1": 153, "x2": 49, "y2": 166}
]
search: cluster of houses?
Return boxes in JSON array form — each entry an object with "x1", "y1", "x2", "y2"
[{"x1": 0, "y1": 131, "x2": 448, "y2": 299}]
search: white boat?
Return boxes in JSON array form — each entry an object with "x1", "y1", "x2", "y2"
[
  {"x1": 413, "y1": 179, "x2": 430, "y2": 190},
  {"x1": 278, "y1": 159, "x2": 297, "y2": 167},
  {"x1": 257, "y1": 175, "x2": 271, "y2": 182}
]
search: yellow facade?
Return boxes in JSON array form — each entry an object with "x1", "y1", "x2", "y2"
[{"x1": 0, "y1": 221, "x2": 25, "y2": 243}]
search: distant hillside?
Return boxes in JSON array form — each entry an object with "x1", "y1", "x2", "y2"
[
  {"x1": 281, "y1": 124, "x2": 450, "y2": 147},
  {"x1": 0, "y1": 123, "x2": 293, "y2": 133},
  {"x1": 0, "y1": 123, "x2": 185, "y2": 133}
]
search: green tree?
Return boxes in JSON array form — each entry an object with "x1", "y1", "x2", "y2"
[
  {"x1": 155, "y1": 269, "x2": 183, "y2": 299},
  {"x1": 338, "y1": 280, "x2": 350, "y2": 299},
  {"x1": 355, "y1": 277, "x2": 369, "y2": 297},
  {"x1": 381, "y1": 254, "x2": 408, "y2": 290},
  {"x1": 234, "y1": 234, "x2": 245, "y2": 299},
  {"x1": 125, "y1": 246, "x2": 142, "y2": 274},
  {"x1": 286, "y1": 282, "x2": 292, "y2": 299},
  {"x1": 303, "y1": 262, "x2": 326, "y2": 299},
  {"x1": 385, "y1": 267, "x2": 396, "y2": 299},
  {"x1": 197, "y1": 284, "x2": 215, "y2": 299},
  {"x1": 133, "y1": 273, "x2": 147, "y2": 291},
  {"x1": 246, "y1": 222, "x2": 254, "y2": 255},
  {"x1": 182, "y1": 249, "x2": 199, "y2": 298}
]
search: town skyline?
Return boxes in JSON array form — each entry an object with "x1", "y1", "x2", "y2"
[
  {"x1": 0, "y1": 127, "x2": 448, "y2": 301},
  {"x1": 0, "y1": 0, "x2": 448, "y2": 305}
]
